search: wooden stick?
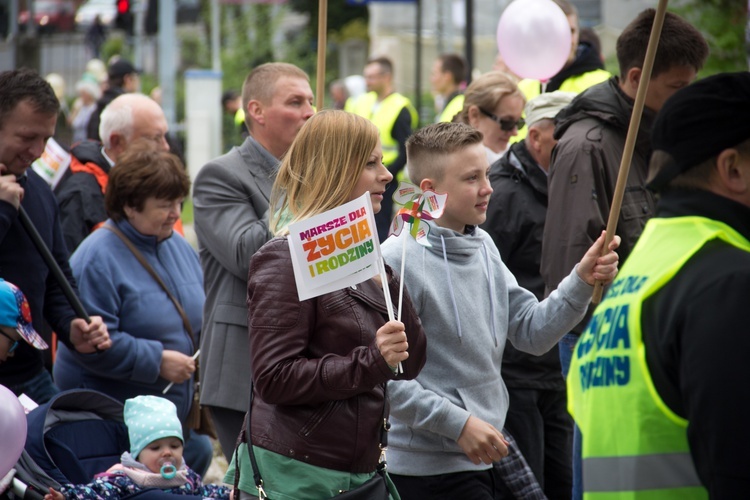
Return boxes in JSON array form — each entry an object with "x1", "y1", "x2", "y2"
[
  {"x1": 315, "y1": 0, "x2": 328, "y2": 111},
  {"x1": 592, "y1": 0, "x2": 669, "y2": 304},
  {"x1": 19, "y1": 206, "x2": 90, "y2": 323}
]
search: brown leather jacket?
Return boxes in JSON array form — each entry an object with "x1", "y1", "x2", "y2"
[{"x1": 245, "y1": 237, "x2": 427, "y2": 473}]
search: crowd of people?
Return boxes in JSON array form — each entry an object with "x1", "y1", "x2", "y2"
[{"x1": 0, "y1": 0, "x2": 748, "y2": 498}]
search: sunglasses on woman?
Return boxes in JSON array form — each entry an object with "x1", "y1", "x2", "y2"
[
  {"x1": 0, "y1": 329, "x2": 19, "y2": 354},
  {"x1": 479, "y1": 107, "x2": 525, "y2": 132}
]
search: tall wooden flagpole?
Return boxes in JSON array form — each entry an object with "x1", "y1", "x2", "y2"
[
  {"x1": 316, "y1": 0, "x2": 328, "y2": 111},
  {"x1": 592, "y1": 0, "x2": 669, "y2": 304}
]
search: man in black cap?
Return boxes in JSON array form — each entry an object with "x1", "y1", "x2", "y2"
[
  {"x1": 567, "y1": 72, "x2": 750, "y2": 497},
  {"x1": 86, "y1": 58, "x2": 140, "y2": 141}
]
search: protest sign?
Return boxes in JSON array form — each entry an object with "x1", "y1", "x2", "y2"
[
  {"x1": 31, "y1": 138, "x2": 71, "y2": 189},
  {"x1": 288, "y1": 192, "x2": 382, "y2": 301}
]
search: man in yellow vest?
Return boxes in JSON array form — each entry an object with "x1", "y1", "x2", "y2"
[
  {"x1": 512, "y1": 0, "x2": 610, "y2": 143},
  {"x1": 348, "y1": 56, "x2": 417, "y2": 241},
  {"x1": 569, "y1": 72, "x2": 750, "y2": 498},
  {"x1": 430, "y1": 53, "x2": 466, "y2": 123}
]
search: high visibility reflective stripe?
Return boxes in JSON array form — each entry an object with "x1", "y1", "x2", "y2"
[{"x1": 584, "y1": 454, "x2": 702, "y2": 492}]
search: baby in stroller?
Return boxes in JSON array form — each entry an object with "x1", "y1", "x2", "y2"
[{"x1": 44, "y1": 396, "x2": 230, "y2": 500}]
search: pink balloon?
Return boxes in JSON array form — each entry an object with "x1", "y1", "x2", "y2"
[
  {"x1": 0, "y1": 385, "x2": 27, "y2": 477},
  {"x1": 497, "y1": 0, "x2": 572, "y2": 81}
]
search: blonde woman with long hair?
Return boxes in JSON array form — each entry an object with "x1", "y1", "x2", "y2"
[{"x1": 226, "y1": 110, "x2": 427, "y2": 499}]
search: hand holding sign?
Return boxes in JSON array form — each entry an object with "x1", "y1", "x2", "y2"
[{"x1": 288, "y1": 192, "x2": 402, "y2": 373}]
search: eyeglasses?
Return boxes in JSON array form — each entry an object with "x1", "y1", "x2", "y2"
[
  {"x1": 479, "y1": 107, "x2": 525, "y2": 132},
  {"x1": 0, "y1": 329, "x2": 18, "y2": 354}
]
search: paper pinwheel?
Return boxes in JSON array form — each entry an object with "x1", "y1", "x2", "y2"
[{"x1": 388, "y1": 182, "x2": 448, "y2": 247}]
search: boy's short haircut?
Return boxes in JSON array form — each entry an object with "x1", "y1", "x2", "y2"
[
  {"x1": 407, "y1": 122, "x2": 483, "y2": 184},
  {"x1": 616, "y1": 9, "x2": 708, "y2": 79}
]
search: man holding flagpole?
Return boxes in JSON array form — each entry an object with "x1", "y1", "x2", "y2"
[
  {"x1": 0, "y1": 69, "x2": 111, "y2": 404},
  {"x1": 540, "y1": 10, "x2": 708, "y2": 498}
]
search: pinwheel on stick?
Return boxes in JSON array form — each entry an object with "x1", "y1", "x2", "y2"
[{"x1": 389, "y1": 181, "x2": 448, "y2": 321}]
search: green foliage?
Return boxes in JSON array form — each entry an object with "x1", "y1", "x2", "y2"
[
  {"x1": 180, "y1": 29, "x2": 210, "y2": 71},
  {"x1": 673, "y1": 0, "x2": 748, "y2": 75},
  {"x1": 101, "y1": 34, "x2": 129, "y2": 63},
  {"x1": 338, "y1": 18, "x2": 369, "y2": 41},
  {"x1": 289, "y1": 0, "x2": 369, "y2": 37}
]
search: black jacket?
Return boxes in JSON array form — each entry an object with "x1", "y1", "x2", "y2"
[
  {"x1": 481, "y1": 141, "x2": 563, "y2": 389},
  {"x1": 0, "y1": 170, "x2": 78, "y2": 384},
  {"x1": 86, "y1": 86, "x2": 124, "y2": 141},
  {"x1": 55, "y1": 140, "x2": 111, "y2": 252},
  {"x1": 642, "y1": 189, "x2": 750, "y2": 496},
  {"x1": 541, "y1": 78, "x2": 656, "y2": 334}
]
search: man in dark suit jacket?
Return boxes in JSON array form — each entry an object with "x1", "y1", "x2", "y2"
[{"x1": 192, "y1": 62, "x2": 314, "y2": 459}]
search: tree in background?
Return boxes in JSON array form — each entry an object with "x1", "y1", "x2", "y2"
[{"x1": 673, "y1": 0, "x2": 748, "y2": 74}]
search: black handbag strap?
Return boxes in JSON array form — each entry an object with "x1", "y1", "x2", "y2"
[
  {"x1": 102, "y1": 224, "x2": 196, "y2": 351},
  {"x1": 234, "y1": 382, "x2": 390, "y2": 498}
]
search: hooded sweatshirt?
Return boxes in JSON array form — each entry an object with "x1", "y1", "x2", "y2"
[{"x1": 381, "y1": 221, "x2": 593, "y2": 475}]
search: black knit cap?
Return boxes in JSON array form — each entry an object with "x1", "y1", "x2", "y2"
[{"x1": 648, "y1": 72, "x2": 750, "y2": 191}]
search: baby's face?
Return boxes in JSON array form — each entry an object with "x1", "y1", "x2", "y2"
[{"x1": 138, "y1": 437, "x2": 184, "y2": 474}]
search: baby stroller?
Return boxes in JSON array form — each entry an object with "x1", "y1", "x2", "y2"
[{"x1": 6, "y1": 389, "x2": 201, "y2": 500}]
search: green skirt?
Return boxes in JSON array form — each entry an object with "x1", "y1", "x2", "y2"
[{"x1": 225, "y1": 443, "x2": 400, "y2": 500}]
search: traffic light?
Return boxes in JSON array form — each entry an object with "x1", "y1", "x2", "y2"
[{"x1": 115, "y1": 0, "x2": 133, "y2": 35}]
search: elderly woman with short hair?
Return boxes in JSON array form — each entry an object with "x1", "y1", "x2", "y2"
[{"x1": 53, "y1": 140, "x2": 212, "y2": 476}]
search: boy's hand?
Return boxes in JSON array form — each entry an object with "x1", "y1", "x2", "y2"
[
  {"x1": 457, "y1": 416, "x2": 509, "y2": 465},
  {"x1": 70, "y1": 316, "x2": 111, "y2": 353},
  {"x1": 375, "y1": 320, "x2": 409, "y2": 369},
  {"x1": 577, "y1": 231, "x2": 621, "y2": 286},
  {"x1": 45, "y1": 487, "x2": 65, "y2": 500}
]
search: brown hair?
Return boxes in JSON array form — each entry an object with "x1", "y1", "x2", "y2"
[
  {"x1": 366, "y1": 56, "x2": 394, "y2": 75},
  {"x1": 552, "y1": 0, "x2": 578, "y2": 17},
  {"x1": 106, "y1": 140, "x2": 191, "y2": 221},
  {"x1": 616, "y1": 9, "x2": 708, "y2": 79},
  {"x1": 0, "y1": 69, "x2": 59, "y2": 129},
  {"x1": 437, "y1": 53, "x2": 467, "y2": 85},
  {"x1": 406, "y1": 122, "x2": 484, "y2": 184}
]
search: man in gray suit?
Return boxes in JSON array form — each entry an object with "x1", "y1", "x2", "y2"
[{"x1": 192, "y1": 62, "x2": 314, "y2": 458}]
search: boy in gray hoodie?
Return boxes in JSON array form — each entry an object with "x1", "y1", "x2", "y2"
[{"x1": 381, "y1": 122, "x2": 620, "y2": 499}]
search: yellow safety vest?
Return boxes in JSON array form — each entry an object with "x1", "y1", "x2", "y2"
[
  {"x1": 234, "y1": 108, "x2": 246, "y2": 128},
  {"x1": 437, "y1": 94, "x2": 464, "y2": 123},
  {"x1": 569, "y1": 215, "x2": 750, "y2": 499},
  {"x1": 349, "y1": 91, "x2": 417, "y2": 167},
  {"x1": 512, "y1": 69, "x2": 611, "y2": 143}
]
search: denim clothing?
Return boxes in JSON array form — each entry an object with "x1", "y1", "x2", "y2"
[
  {"x1": 55, "y1": 218, "x2": 204, "y2": 422},
  {"x1": 7, "y1": 368, "x2": 59, "y2": 405},
  {"x1": 183, "y1": 431, "x2": 213, "y2": 479},
  {"x1": 559, "y1": 333, "x2": 582, "y2": 500}
]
